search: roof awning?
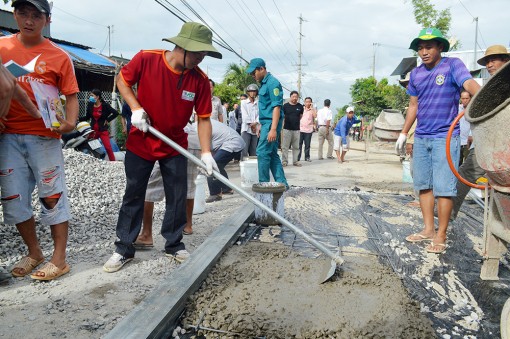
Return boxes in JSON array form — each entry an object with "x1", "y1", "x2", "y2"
[
  {"x1": 0, "y1": 29, "x2": 116, "y2": 74},
  {"x1": 56, "y1": 43, "x2": 116, "y2": 67},
  {"x1": 391, "y1": 57, "x2": 417, "y2": 77}
]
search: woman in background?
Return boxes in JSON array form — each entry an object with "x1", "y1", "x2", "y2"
[{"x1": 81, "y1": 89, "x2": 119, "y2": 161}]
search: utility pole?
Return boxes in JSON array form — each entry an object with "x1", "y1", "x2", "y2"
[
  {"x1": 107, "y1": 25, "x2": 114, "y2": 56},
  {"x1": 107, "y1": 26, "x2": 111, "y2": 56},
  {"x1": 372, "y1": 43, "x2": 379, "y2": 79},
  {"x1": 473, "y1": 17, "x2": 478, "y2": 70},
  {"x1": 297, "y1": 14, "x2": 306, "y2": 95}
]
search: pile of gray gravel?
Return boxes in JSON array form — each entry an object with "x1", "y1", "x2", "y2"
[{"x1": 0, "y1": 149, "x2": 247, "y2": 338}]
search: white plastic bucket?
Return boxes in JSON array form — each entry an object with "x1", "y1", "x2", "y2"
[
  {"x1": 193, "y1": 174, "x2": 206, "y2": 214},
  {"x1": 402, "y1": 160, "x2": 413, "y2": 183},
  {"x1": 240, "y1": 158, "x2": 259, "y2": 189},
  {"x1": 252, "y1": 182, "x2": 286, "y2": 225}
]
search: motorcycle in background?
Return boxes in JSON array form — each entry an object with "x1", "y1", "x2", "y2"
[
  {"x1": 353, "y1": 126, "x2": 361, "y2": 141},
  {"x1": 61, "y1": 121, "x2": 106, "y2": 160}
]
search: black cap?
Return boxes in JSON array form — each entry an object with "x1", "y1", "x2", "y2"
[{"x1": 12, "y1": 0, "x2": 51, "y2": 14}]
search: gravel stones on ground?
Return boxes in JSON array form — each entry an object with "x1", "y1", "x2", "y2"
[{"x1": 0, "y1": 150, "x2": 247, "y2": 338}]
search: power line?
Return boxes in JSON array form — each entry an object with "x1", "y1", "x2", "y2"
[
  {"x1": 272, "y1": 0, "x2": 298, "y2": 51},
  {"x1": 255, "y1": 0, "x2": 297, "y2": 65},
  {"x1": 155, "y1": 0, "x2": 186, "y2": 23},
  {"x1": 184, "y1": 0, "x2": 248, "y2": 62},
  {"x1": 377, "y1": 43, "x2": 409, "y2": 50},
  {"x1": 476, "y1": 25, "x2": 487, "y2": 50},
  {"x1": 224, "y1": 0, "x2": 281, "y2": 65},
  {"x1": 154, "y1": 0, "x2": 293, "y2": 92},
  {"x1": 271, "y1": 0, "x2": 311, "y2": 70},
  {"x1": 222, "y1": 0, "x2": 257, "y2": 62},
  {"x1": 154, "y1": 0, "x2": 245, "y2": 62},
  {"x1": 457, "y1": 0, "x2": 487, "y2": 49},
  {"x1": 457, "y1": 0, "x2": 474, "y2": 18},
  {"x1": 52, "y1": 5, "x2": 113, "y2": 54},
  {"x1": 237, "y1": 0, "x2": 293, "y2": 74},
  {"x1": 157, "y1": 0, "x2": 193, "y2": 22},
  {"x1": 180, "y1": 0, "x2": 245, "y2": 59},
  {"x1": 52, "y1": 5, "x2": 107, "y2": 27},
  {"x1": 236, "y1": 0, "x2": 288, "y2": 68}
]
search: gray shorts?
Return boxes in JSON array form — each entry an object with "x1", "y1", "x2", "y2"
[{"x1": 145, "y1": 149, "x2": 201, "y2": 202}]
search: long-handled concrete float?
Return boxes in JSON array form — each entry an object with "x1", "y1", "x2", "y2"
[{"x1": 148, "y1": 125, "x2": 344, "y2": 283}]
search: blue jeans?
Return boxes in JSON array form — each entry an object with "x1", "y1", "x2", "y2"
[
  {"x1": 207, "y1": 149, "x2": 240, "y2": 195},
  {"x1": 115, "y1": 150, "x2": 187, "y2": 257},
  {"x1": 413, "y1": 136, "x2": 460, "y2": 197},
  {"x1": 0, "y1": 134, "x2": 70, "y2": 225},
  {"x1": 256, "y1": 123, "x2": 288, "y2": 187}
]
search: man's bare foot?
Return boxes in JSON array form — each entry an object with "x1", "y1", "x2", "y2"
[
  {"x1": 134, "y1": 234, "x2": 153, "y2": 247},
  {"x1": 11, "y1": 255, "x2": 45, "y2": 277},
  {"x1": 183, "y1": 226, "x2": 193, "y2": 235},
  {"x1": 405, "y1": 232, "x2": 435, "y2": 242},
  {"x1": 407, "y1": 200, "x2": 421, "y2": 207}
]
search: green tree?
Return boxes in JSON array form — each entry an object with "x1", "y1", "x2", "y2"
[
  {"x1": 379, "y1": 83, "x2": 409, "y2": 113},
  {"x1": 113, "y1": 115, "x2": 126, "y2": 150},
  {"x1": 223, "y1": 63, "x2": 253, "y2": 93},
  {"x1": 350, "y1": 77, "x2": 409, "y2": 119},
  {"x1": 334, "y1": 105, "x2": 349, "y2": 125},
  {"x1": 214, "y1": 82, "x2": 242, "y2": 107},
  {"x1": 350, "y1": 77, "x2": 388, "y2": 118},
  {"x1": 408, "y1": 0, "x2": 458, "y2": 50}
]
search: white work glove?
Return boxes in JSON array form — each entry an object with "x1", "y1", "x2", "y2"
[
  {"x1": 201, "y1": 152, "x2": 219, "y2": 176},
  {"x1": 395, "y1": 133, "x2": 407, "y2": 155},
  {"x1": 131, "y1": 108, "x2": 150, "y2": 132}
]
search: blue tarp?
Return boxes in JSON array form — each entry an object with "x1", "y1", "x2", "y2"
[
  {"x1": 1, "y1": 29, "x2": 115, "y2": 68},
  {"x1": 56, "y1": 43, "x2": 116, "y2": 67}
]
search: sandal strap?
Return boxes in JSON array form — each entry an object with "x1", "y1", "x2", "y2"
[
  {"x1": 12, "y1": 256, "x2": 42, "y2": 273},
  {"x1": 35, "y1": 262, "x2": 59, "y2": 277}
]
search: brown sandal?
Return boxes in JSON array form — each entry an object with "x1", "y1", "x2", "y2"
[
  {"x1": 11, "y1": 256, "x2": 44, "y2": 277},
  {"x1": 31, "y1": 262, "x2": 70, "y2": 281}
]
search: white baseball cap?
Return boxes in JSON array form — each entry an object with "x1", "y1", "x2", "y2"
[{"x1": 346, "y1": 106, "x2": 354, "y2": 113}]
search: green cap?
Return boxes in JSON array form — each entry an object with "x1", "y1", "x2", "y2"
[
  {"x1": 246, "y1": 58, "x2": 266, "y2": 74},
  {"x1": 163, "y1": 22, "x2": 222, "y2": 59},
  {"x1": 409, "y1": 28, "x2": 450, "y2": 53}
]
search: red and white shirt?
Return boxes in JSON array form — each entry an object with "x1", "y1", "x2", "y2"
[{"x1": 120, "y1": 50, "x2": 212, "y2": 160}]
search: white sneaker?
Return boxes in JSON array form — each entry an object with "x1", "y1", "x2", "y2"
[
  {"x1": 165, "y1": 249, "x2": 190, "y2": 263},
  {"x1": 103, "y1": 252, "x2": 133, "y2": 273}
]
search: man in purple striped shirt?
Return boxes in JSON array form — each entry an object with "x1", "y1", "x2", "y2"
[{"x1": 396, "y1": 28, "x2": 480, "y2": 254}]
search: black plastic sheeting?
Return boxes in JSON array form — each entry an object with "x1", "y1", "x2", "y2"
[{"x1": 246, "y1": 187, "x2": 510, "y2": 338}]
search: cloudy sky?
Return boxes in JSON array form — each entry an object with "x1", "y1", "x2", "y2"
[{"x1": 2, "y1": 0, "x2": 508, "y2": 108}]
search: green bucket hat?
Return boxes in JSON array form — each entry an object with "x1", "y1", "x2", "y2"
[
  {"x1": 409, "y1": 27, "x2": 450, "y2": 53},
  {"x1": 163, "y1": 22, "x2": 222, "y2": 59}
]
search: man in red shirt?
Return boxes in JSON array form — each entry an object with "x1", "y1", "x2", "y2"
[{"x1": 104, "y1": 22, "x2": 221, "y2": 272}]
